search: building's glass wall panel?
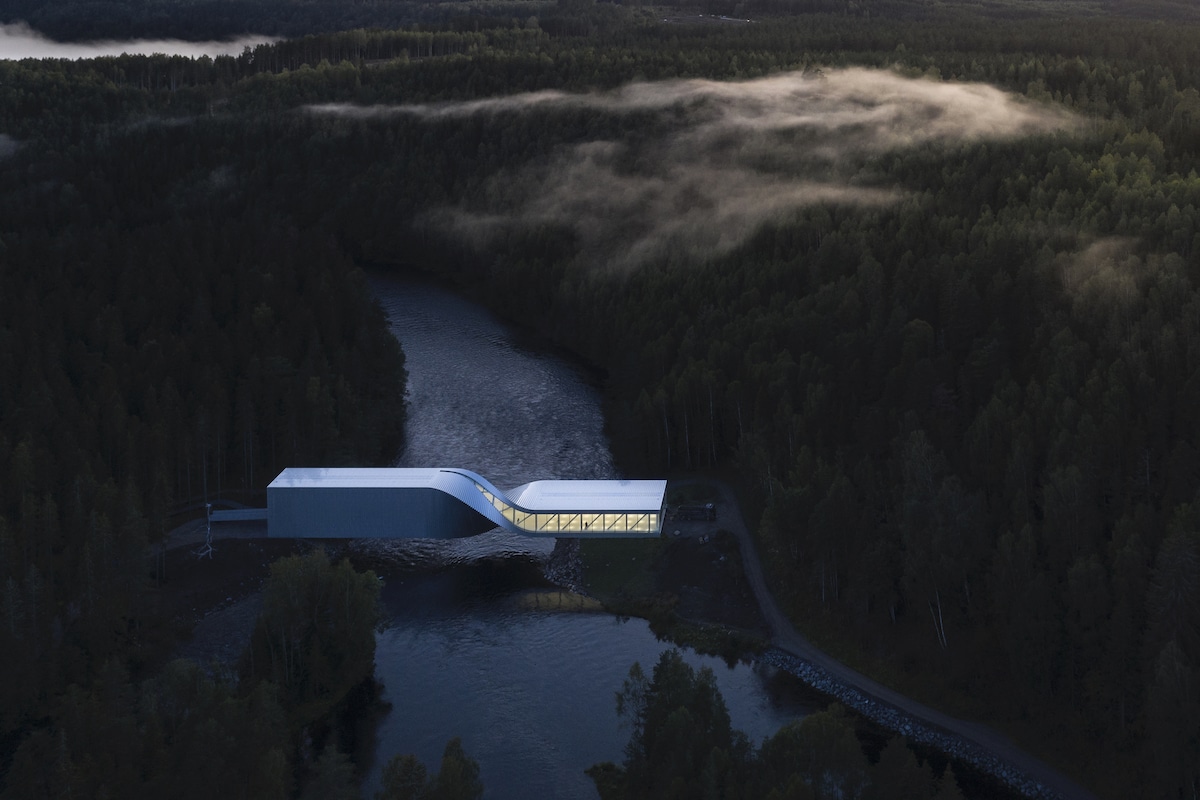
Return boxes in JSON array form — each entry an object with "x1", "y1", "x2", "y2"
[{"x1": 470, "y1": 481, "x2": 660, "y2": 535}]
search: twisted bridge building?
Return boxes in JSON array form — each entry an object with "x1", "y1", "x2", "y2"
[{"x1": 223, "y1": 468, "x2": 666, "y2": 539}]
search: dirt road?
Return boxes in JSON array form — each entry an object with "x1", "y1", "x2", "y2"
[{"x1": 702, "y1": 481, "x2": 1098, "y2": 800}]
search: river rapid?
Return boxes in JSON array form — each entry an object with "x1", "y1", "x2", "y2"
[{"x1": 362, "y1": 271, "x2": 814, "y2": 799}]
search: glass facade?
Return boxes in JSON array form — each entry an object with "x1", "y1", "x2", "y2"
[{"x1": 473, "y1": 483, "x2": 660, "y2": 535}]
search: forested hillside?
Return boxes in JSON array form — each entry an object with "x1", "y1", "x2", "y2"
[
  {"x1": 0, "y1": 23, "x2": 409, "y2": 795},
  {"x1": 2, "y1": 1, "x2": 1199, "y2": 797}
]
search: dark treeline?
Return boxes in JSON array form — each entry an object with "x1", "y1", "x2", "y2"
[
  {"x1": 3, "y1": 2, "x2": 1200, "y2": 797},
  {"x1": 0, "y1": 23, "x2": 408, "y2": 796},
  {"x1": 4, "y1": 0, "x2": 1200, "y2": 45},
  {"x1": 7, "y1": 9, "x2": 1200, "y2": 143},
  {"x1": 0, "y1": 27, "x2": 553, "y2": 140},
  {"x1": 590, "y1": 650, "x2": 968, "y2": 800},
  {"x1": 0, "y1": 203, "x2": 405, "y2": 703},
  {"x1": 1, "y1": 549, "x2": 401, "y2": 798},
  {"x1": 0, "y1": 0, "x2": 550, "y2": 42},
  {"x1": 185, "y1": 12, "x2": 1194, "y2": 796}
]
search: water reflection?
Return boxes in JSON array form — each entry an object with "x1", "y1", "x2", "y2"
[
  {"x1": 364, "y1": 271, "x2": 812, "y2": 798},
  {"x1": 366, "y1": 568, "x2": 813, "y2": 800}
]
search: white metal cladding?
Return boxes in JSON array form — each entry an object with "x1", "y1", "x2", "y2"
[
  {"x1": 267, "y1": 473, "x2": 498, "y2": 539},
  {"x1": 426, "y1": 469, "x2": 513, "y2": 531},
  {"x1": 266, "y1": 468, "x2": 665, "y2": 539},
  {"x1": 507, "y1": 480, "x2": 666, "y2": 511}
]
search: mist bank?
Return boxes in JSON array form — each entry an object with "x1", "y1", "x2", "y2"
[
  {"x1": 310, "y1": 68, "x2": 1078, "y2": 270},
  {"x1": 0, "y1": 21, "x2": 275, "y2": 60}
]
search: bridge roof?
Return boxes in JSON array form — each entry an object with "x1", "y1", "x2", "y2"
[
  {"x1": 269, "y1": 467, "x2": 448, "y2": 489},
  {"x1": 269, "y1": 469, "x2": 666, "y2": 512},
  {"x1": 508, "y1": 480, "x2": 667, "y2": 512}
]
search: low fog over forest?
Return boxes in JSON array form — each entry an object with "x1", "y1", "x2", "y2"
[{"x1": 309, "y1": 68, "x2": 1077, "y2": 268}]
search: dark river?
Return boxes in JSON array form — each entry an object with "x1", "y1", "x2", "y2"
[{"x1": 363, "y1": 272, "x2": 813, "y2": 799}]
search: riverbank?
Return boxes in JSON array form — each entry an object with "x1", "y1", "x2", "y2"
[
  {"x1": 701, "y1": 479, "x2": 1097, "y2": 800},
  {"x1": 577, "y1": 528, "x2": 769, "y2": 661},
  {"x1": 157, "y1": 481, "x2": 1088, "y2": 800},
  {"x1": 147, "y1": 522, "x2": 308, "y2": 667},
  {"x1": 151, "y1": 270, "x2": 1086, "y2": 800},
  {"x1": 568, "y1": 477, "x2": 1100, "y2": 800},
  {"x1": 158, "y1": 503, "x2": 761, "y2": 674}
]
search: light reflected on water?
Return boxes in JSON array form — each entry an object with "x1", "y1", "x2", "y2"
[{"x1": 363, "y1": 272, "x2": 812, "y2": 798}]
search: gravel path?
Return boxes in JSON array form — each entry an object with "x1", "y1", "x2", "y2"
[{"x1": 705, "y1": 481, "x2": 1099, "y2": 800}]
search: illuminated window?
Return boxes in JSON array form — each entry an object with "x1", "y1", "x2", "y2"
[{"x1": 470, "y1": 481, "x2": 660, "y2": 536}]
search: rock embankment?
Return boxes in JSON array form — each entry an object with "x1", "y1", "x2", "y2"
[
  {"x1": 544, "y1": 536, "x2": 583, "y2": 592},
  {"x1": 695, "y1": 477, "x2": 1096, "y2": 800},
  {"x1": 760, "y1": 648, "x2": 1061, "y2": 800}
]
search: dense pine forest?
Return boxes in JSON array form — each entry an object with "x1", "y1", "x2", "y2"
[{"x1": 2, "y1": 0, "x2": 1200, "y2": 797}]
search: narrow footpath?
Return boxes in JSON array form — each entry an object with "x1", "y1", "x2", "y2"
[{"x1": 708, "y1": 481, "x2": 1099, "y2": 800}]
